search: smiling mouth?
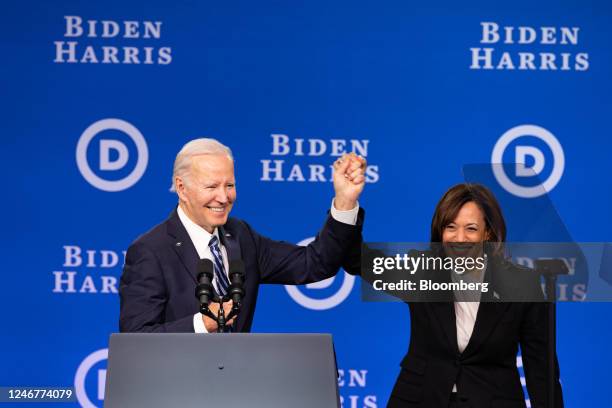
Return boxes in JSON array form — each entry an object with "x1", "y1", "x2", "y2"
[
  {"x1": 206, "y1": 206, "x2": 227, "y2": 213},
  {"x1": 446, "y1": 243, "x2": 476, "y2": 252}
]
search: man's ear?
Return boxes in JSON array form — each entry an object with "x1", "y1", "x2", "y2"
[{"x1": 175, "y1": 177, "x2": 186, "y2": 201}]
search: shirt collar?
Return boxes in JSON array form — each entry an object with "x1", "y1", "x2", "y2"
[{"x1": 177, "y1": 204, "x2": 219, "y2": 248}]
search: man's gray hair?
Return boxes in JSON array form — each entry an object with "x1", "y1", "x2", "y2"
[{"x1": 172, "y1": 138, "x2": 233, "y2": 190}]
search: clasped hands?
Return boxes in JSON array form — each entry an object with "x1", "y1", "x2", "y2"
[{"x1": 202, "y1": 300, "x2": 236, "y2": 332}]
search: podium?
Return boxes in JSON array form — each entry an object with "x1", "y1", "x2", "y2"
[{"x1": 104, "y1": 333, "x2": 340, "y2": 408}]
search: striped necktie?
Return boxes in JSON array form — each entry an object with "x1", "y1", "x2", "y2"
[{"x1": 208, "y1": 235, "x2": 229, "y2": 297}]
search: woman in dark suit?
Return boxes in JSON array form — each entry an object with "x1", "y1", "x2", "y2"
[{"x1": 385, "y1": 183, "x2": 563, "y2": 408}]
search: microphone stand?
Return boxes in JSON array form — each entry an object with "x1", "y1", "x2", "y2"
[
  {"x1": 218, "y1": 297, "x2": 243, "y2": 333},
  {"x1": 199, "y1": 296, "x2": 241, "y2": 333},
  {"x1": 216, "y1": 297, "x2": 228, "y2": 333},
  {"x1": 535, "y1": 259, "x2": 568, "y2": 408}
]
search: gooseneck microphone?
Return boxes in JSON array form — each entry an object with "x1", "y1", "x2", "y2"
[
  {"x1": 228, "y1": 260, "x2": 245, "y2": 307},
  {"x1": 218, "y1": 260, "x2": 245, "y2": 333},
  {"x1": 195, "y1": 259, "x2": 214, "y2": 307}
]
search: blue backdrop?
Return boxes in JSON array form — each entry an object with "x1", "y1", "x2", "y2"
[{"x1": 1, "y1": 0, "x2": 611, "y2": 406}]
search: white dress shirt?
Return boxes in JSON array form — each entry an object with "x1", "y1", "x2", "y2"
[{"x1": 177, "y1": 200, "x2": 360, "y2": 333}]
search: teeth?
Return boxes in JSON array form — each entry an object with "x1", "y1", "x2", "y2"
[{"x1": 208, "y1": 207, "x2": 225, "y2": 212}]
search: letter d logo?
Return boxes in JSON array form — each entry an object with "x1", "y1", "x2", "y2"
[
  {"x1": 491, "y1": 124, "x2": 565, "y2": 198},
  {"x1": 76, "y1": 118, "x2": 148, "y2": 192}
]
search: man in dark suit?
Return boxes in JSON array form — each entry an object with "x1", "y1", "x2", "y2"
[{"x1": 119, "y1": 138, "x2": 366, "y2": 333}]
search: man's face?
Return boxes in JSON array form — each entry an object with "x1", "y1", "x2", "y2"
[{"x1": 176, "y1": 154, "x2": 236, "y2": 233}]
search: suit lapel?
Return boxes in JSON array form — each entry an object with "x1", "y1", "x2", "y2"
[
  {"x1": 461, "y1": 257, "x2": 510, "y2": 357},
  {"x1": 166, "y1": 209, "x2": 200, "y2": 283},
  {"x1": 424, "y1": 268, "x2": 459, "y2": 354},
  {"x1": 461, "y1": 302, "x2": 510, "y2": 357},
  {"x1": 218, "y1": 224, "x2": 242, "y2": 263},
  {"x1": 428, "y1": 302, "x2": 460, "y2": 355}
]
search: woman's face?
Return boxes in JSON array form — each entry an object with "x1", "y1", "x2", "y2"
[{"x1": 442, "y1": 201, "x2": 488, "y2": 243}]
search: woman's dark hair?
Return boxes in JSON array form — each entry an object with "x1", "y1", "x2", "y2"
[{"x1": 430, "y1": 183, "x2": 506, "y2": 246}]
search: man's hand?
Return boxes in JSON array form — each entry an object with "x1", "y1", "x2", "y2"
[
  {"x1": 202, "y1": 300, "x2": 236, "y2": 332},
  {"x1": 332, "y1": 152, "x2": 367, "y2": 210}
]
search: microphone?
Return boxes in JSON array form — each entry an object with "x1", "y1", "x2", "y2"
[
  {"x1": 195, "y1": 259, "x2": 214, "y2": 306},
  {"x1": 227, "y1": 260, "x2": 245, "y2": 306}
]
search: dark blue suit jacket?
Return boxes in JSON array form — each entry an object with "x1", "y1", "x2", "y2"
[{"x1": 119, "y1": 208, "x2": 364, "y2": 333}]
